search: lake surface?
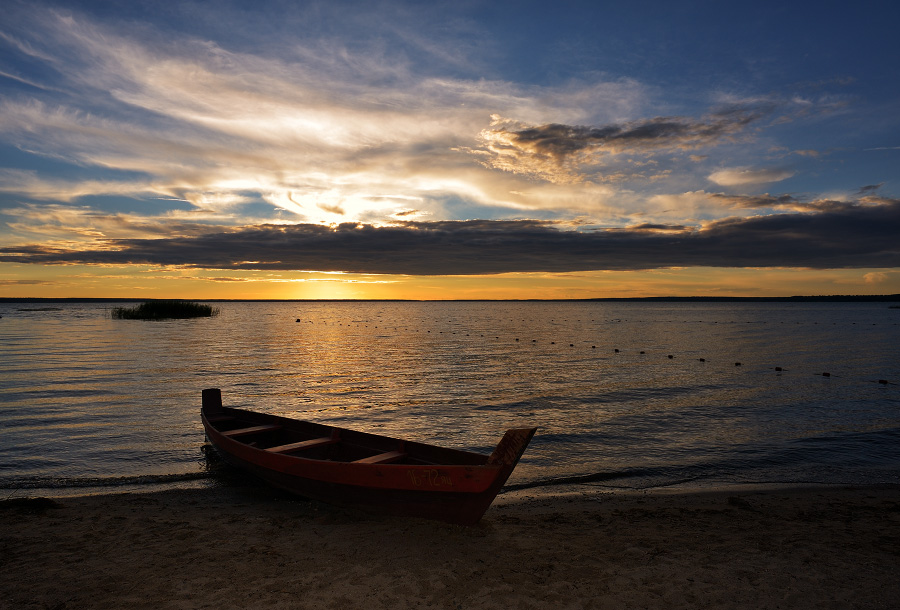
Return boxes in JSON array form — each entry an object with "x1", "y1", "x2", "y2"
[{"x1": 2, "y1": 300, "x2": 899, "y2": 497}]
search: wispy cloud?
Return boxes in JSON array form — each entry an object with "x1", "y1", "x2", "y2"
[
  {"x1": 1, "y1": 202, "x2": 236, "y2": 246},
  {"x1": 469, "y1": 105, "x2": 772, "y2": 184},
  {"x1": 0, "y1": 68, "x2": 58, "y2": 91},
  {"x1": 864, "y1": 271, "x2": 889, "y2": 284},
  {"x1": 708, "y1": 166, "x2": 795, "y2": 186},
  {"x1": 0, "y1": 279, "x2": 49, "y2": 285}
]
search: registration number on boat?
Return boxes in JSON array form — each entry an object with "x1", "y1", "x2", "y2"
[{"x1": 407, "y1": 469, "x2": 453, "y2": 487}]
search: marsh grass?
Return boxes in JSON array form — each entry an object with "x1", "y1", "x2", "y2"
[{"x1": 111, "y1": 300, "x2": 219, "y2": 320}]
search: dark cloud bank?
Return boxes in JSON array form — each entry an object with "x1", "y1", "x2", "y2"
[{"x1": 3, "y1": 200, "x2": 898, "y2": 274}]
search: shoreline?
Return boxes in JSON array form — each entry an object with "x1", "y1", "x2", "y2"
[
  {"x1": 7, "y1": 476, "x2": 890, "y2": 502},
  {"x1": 4, "y1": 484, "x2": 899, "y2": 609}
]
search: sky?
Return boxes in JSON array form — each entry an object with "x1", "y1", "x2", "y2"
[{"x1": 1, "y1": 0, "x2": 899, "y2": 299}]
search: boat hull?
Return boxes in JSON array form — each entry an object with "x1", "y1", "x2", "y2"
[
  {"x1": 209, "y1": 446, "x2": 513, "y2": 524},
  {"x1": 201, "y1": 389, "x2": 536, "y2": 525}
]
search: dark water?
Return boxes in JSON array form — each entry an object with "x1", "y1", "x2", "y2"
[{"x1": 1, "y1": 301, "x2": 899, "y2": 497}]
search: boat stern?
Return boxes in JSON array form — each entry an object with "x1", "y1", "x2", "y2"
[{"x1": 202, "y1": 388, "x2": 225, "y2": 416}]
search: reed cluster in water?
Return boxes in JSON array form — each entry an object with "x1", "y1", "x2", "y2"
[{"x1": 110, "y1": 300, "x2": 219, "y2": 320}]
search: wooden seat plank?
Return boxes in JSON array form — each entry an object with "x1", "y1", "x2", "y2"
[
  {"x1": 266, "y1": 436, "x2": 336, "y2": 454},
  {"x1": 354, "y1": 450, "x2": 407, "y2": 465},
  {"x1": 222, "y1": 424, "x2": 281, "y2": 438}
]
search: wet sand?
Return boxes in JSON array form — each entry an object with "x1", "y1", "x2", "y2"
[{"x1": 2, "y1": 484, "x2": 899, "y2": 609}]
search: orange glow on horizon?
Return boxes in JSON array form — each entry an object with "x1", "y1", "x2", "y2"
[{"x1": 2, "y1": 264, "x2": 898, "y2": 300}]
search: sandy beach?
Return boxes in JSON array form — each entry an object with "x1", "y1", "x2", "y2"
[{"x1": 2, "y1": 484, "x2": 899, "y2": 610}]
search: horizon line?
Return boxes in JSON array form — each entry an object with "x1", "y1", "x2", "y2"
[{"x1": 2, "y1": 294, "x2": 899, "y2": 303}]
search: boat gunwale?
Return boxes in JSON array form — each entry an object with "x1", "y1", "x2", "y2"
[{"x1": 203, "y1": 404, "x2": 493, "y2": 462}]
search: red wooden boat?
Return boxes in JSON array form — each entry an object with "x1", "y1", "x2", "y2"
[{"x1": 201, "y1": 388, "x2": 536, "y2": 525}]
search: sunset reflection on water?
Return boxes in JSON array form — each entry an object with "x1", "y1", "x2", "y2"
[{"x1": 1, "y1": 300, "x2": 898, "y2": 495}]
